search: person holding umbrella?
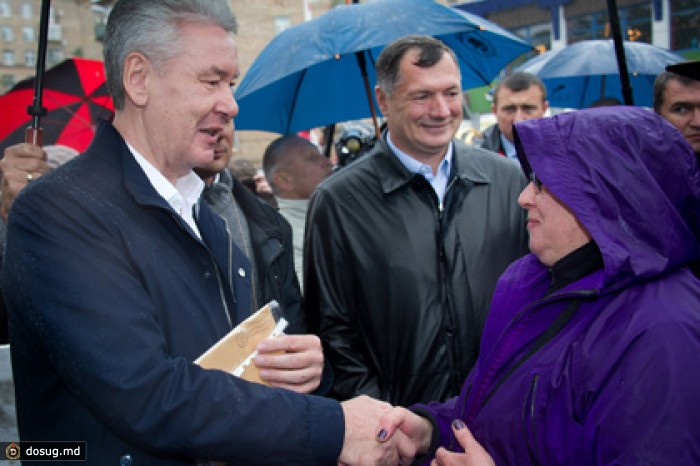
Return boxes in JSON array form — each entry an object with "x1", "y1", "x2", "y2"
[
  {"x1": 2, "y1": 1, "x2": 409, "y2": 464},
  {"x1": 375, "y1": 106, "x2": 700, "y2": 465},
  {"x1": 304, "y1": 35, "x2": 530, "y2": 407}
]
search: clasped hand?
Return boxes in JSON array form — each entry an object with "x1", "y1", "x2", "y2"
[{"x1": 339, "y1": 403, "x2": 495, "y2": 466}]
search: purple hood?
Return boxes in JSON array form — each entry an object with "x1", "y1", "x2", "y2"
[{"x1": 515, "y1": 106, "x2": 700, "y2": 286}]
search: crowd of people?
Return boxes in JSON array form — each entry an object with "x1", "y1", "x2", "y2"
[{"x1": 0, "y1": 0, "x2": 699, "y2": 464}]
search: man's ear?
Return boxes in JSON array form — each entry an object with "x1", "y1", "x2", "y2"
[
  {"x1": 122, "y1": 53, "x2": 150, "y2": 107},
  {"x1": 273, "y1": 171, "x2": 292, "y2": 191},
  {"x1": 376, "y1": 85, "x2": 389, "y2": 116}
]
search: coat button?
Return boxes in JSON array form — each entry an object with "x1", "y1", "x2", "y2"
[
  {"x1": 238, "y1": 268, "x2": 246, "y2": 277},
  {"x1": 119, "y1": 454, "x2": 133, "y2": 466},
  {"x1": 203, "y1": 271, "x2": 211, "y2": 279}
]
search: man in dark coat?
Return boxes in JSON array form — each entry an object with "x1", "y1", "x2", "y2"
[
  {"x1": 1, "y1": 1, "x2": 405, "y2": 464},
  {"x1": 304, "y1": 35, "x2": 529, "y2": 407}
]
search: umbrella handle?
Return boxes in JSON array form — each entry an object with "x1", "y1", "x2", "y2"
[{"x1": 25, "y1": 127, "x2": 44, "y2": 147}]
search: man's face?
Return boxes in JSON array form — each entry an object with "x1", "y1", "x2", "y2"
[
  {"x1": 658, "y1": 79, "x2": 700, "y2": 156},
  {"x1": 518, "y1": 179, "x2": 591, "y2": 267},
  {"x1": 376, "y1": 49, "x2": 463, "y2": 162},
  {"x1": 143, "y1": 21, "x2": 239, "y2": 180},
  {"x1": 493, "y1": 85, "x2": 548, "y2": 143},
  {"x1": 278, "y1": 141, "x2": 333, "y2": 199}
]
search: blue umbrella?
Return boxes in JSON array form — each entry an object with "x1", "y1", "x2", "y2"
[
  {"x1": 514, "y1": 39, "x2": 685, "y2": 109},
  {"x1": 234, "y1": 0, "x2": 531, "y2": 135}
]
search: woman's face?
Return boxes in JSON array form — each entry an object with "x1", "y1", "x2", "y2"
[{"x1": 518, "y1": 179, "x2": 592, "y2": 266}]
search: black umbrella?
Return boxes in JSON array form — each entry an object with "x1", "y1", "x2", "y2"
[
  {"x1": 25, "y1": 0, "x2": 51, "y2": 146},
  {"x1": 605, "y1": 0, "x2": 634, "y2": 105}
]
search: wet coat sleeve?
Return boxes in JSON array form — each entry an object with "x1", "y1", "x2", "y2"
[{"x1": 304, "y1": 187, "x2": 383, "y2": 400}]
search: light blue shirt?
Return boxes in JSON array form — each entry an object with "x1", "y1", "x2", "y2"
[
  {"x1": 386, "y1": 132, "x2": 452, "y2": 209},
  {"x1": 500, "y1": 132, "x2": 518, "y2": 160}
]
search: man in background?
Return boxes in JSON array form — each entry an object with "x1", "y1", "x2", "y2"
[
  {"x1": 263, "y1": 134, "x2": 334, "y2": 285},
  {"x1": 474, "y1": 71, "x2": 548, "y2": 161},
  {"x1": 655, "y1": 59, "x2": 700, "y2": 278},
  {"x1": 654, "y1": 61, "x2": 700, "y2": 160}
]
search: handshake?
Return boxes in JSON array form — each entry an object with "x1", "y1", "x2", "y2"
[{"x1": 337, "y1": 396, "x2": 494, "y2": 466}]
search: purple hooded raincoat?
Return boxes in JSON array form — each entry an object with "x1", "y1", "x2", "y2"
[{"x1": 416, "y1": 107, "x2": 700, "y2": 465}]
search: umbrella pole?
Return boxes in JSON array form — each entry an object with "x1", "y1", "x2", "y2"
[
  {"x1": 355, "y1": 52, "x2": 381, "y2": 138},
  {"x1": 25, "y1": 0, "x2": 51, "y2": 146},
  {"x1": 323, "y1": 124, "x2": 336, "y2": 159},
  {"x1": 606, "y1": 0, "x2": 634, "y2": 105},
  {"x1": 348, "y1": 0, "x2": 380, "y2": 138}
]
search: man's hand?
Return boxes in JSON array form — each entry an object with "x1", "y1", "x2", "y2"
[
  {"x1": 338, "y1": 395, "x2": 417, "y2": 466},
  {"x1": 253, "y1": 334, "x2": 323, "y2": 393},
  {"x1": 431, "y1": 420, "x2": 495, "y2": 466},
  {"x1": 0, "y1": 143, "x2": 50, "y2": 221}
]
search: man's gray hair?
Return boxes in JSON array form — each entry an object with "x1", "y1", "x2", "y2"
[
  {"x1": 375, "y1": 35, "x2": 459, "y2": 97},
  {"x1": 653, "y1": 70, "x2": 697, "y2": 113},
  {"x1": 104, "y1": 0, "x2": 238, "y2": 110}
]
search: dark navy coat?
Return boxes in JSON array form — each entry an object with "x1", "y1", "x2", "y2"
[{"x1": 3, "y1": 122, "x2": 343, "y2": 465}]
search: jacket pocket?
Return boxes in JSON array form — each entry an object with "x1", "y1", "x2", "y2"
[{"x1": 522, "y1": 374, "x2": 543, "y2": 466}]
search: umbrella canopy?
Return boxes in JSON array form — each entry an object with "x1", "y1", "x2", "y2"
[
  {"x1": 514, "y1": 39, "x2": 685, "y2": 109},
  {"x1": 234, "y1": 0, "x2": 532, "y2": 134},
  {"x1": 0, "y1": 57, "x2": 114, "y2": 153}
]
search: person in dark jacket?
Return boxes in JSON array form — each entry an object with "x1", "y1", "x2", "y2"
[
  {"x1": 1, "y1": 1, "x2": 406, "y2": 464},
  {"x1": 377, "y1": 106, "x2": 700, "y2": 466},
  {"x1": 473, "y1": 72, "x2": 548, "y2": 161},
  {"x1": 303, "y1": 35, "x2": 529, "y2": 407},
  {"x1": 195, "y1": 124, "x2": 327, "y2": 394}
]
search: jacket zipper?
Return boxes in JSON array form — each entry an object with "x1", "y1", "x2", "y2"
[
  {"x1": 523, "y1": 374, "x2": 543, "y2": 466},
  {"x1": 432, "y1": 177, "x2": 461, "y2": 395},
  {"x1": 219, "y1": 218, "x2": 234, "y2": 327}
]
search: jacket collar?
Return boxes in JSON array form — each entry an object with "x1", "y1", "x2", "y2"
[
  {"x1": 89, "y1": 122, "x2": 177, "y2": 214},
  {"x1": 373, "y1": 130, "x2": 492, "y2": 196}
]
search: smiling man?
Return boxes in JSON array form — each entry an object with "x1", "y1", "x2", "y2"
[{"x1": 304, "y1": 35, "x2": 530, "y2": 407}]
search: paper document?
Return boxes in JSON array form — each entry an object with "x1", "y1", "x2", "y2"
[{"x1": 195, "y1": 300, "x2": 288, "y2": 385}]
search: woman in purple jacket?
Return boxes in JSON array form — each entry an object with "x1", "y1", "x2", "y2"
[{"x1": 379, "y1": 106, "x2": 700, "y2": 465}]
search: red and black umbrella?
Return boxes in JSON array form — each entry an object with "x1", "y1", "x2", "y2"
[{"x1": 0, "y1": 57, "x2": 114, "y2": 153}]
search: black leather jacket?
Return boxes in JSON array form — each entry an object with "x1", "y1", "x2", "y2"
[{"x1": 304, "y1": 134, "x2": 529, "y2": 405}]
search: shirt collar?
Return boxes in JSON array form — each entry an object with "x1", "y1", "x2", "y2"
[
  {"x1": 126, "y1": 143, "x2": 205, "y2": 234},
  {"x1": 500, "y1": 132, "x2": 517, "y2": 159},
  {"x1": 386, "y1": 131, "x2": 453, "y2": 178}
]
